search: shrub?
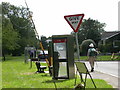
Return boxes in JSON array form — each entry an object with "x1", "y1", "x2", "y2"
[
  {"x1": 98, "y1": 42, "x2": 120, "y2": 53},
  {"x1": 80, "y1": 39, "x2": 96, "y2": 55}
]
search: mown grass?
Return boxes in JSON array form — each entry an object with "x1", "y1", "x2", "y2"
[
  {"x1": 0, "y1": 59, "x2": 2, "y2": 89},
  {"x1": 76, "y1": 55, "x2": 120, "y2": 61},
  {"x1": 2, "y1": 56, "x2": 113, "y2": 89}
]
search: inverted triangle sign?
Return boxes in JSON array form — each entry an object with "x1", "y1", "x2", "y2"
[{"x1": 64, "y1": 14, "x2": 84, "y2": 32}]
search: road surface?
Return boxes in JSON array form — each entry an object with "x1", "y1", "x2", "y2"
[
  {"x1": 85, "y1": 61, "x2": 119, "y2": 78},
  {"x1": 84, "y1": 61, "x2": 120, "y2": 88}
]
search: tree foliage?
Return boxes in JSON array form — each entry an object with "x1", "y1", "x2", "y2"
[
  {"x1": 2, "y1": 2, "x2": 38, "y2": 57},
  {"x1": 72, "y1": 18, "x2": 106, "y2": 45},
  {"x1": 0, "y1": 7, "x2": 2, "y2": 57},
  {"x1": 2, "y1": 16, "x2": 20, "y2": 52},
  {"x1": 41, "y1": 36, "x2": 48, "y2": 50}
]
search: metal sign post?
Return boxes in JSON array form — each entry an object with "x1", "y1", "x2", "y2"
[{"x1": 75, "y1": 32, "x2": 80, "y2": 60}]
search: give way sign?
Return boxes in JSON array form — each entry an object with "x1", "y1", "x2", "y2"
[{"x1": 64, "y1": 14, "x2": 84, "y2": 32}]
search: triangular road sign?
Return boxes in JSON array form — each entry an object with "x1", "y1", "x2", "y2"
[{"x1": 64, "y1": 14, "x2": 84, "y2": 32}]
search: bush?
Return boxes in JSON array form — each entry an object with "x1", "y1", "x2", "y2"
[
  {"x1": 80, "y1": 39, "x2": 96, "y2": 55},
  {"x1": 12, "y1": 48, "x2": 22, "y2": 56},
  {"x1": 98, "y1": 43, "x2": 120, "y2": 53}
]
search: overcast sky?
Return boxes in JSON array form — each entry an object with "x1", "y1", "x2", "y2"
[{"x1": 2, "y1": 0, "x2": 119, "y2": 37}]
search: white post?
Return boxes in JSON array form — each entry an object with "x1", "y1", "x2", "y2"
[{"x1": 75, "y1": 32, "x2": 80, "y2": 60}]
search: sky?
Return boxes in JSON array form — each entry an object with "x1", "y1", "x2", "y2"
[{"x1": 1, "y1": 0, "x2": 119, "y2": 37}]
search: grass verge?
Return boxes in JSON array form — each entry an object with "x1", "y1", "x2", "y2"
[
  {"x1": 2, "y1": 56, "x2": 113, "y2": 88},
  {"x1": 76, "y1": 55, "x2": 120, "y2": 61}
]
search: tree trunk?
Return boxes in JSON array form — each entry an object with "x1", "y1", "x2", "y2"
[{"x1": 2, "y1": 52, "x2": 6, "y2": 61}]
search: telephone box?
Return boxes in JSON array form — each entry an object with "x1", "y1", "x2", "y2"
[{"x1": 52, "y1": 35, "x2": 75, "y2": 79}]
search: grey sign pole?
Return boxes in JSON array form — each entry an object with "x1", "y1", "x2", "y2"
[
  {"x1": 75, "y1": 32, "x2": 84, "y2": 86},
  {"x1": 75, "y1": 32, "x2": 80, "y2": 60}
]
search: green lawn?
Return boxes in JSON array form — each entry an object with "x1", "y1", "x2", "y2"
[
  {"x1": 2, "y1": 56, "x2": 113, "y2": 89},
  {"x1": 0, "y1": 60, "x2": 2, "y2": 89},
  {"x1": 76, "y1": 55, "x2": 120, "y2": 61}
]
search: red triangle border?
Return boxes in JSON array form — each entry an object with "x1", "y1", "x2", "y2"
[{"x1": 64, "y1": 14, "x2": 84, "y2": 32}]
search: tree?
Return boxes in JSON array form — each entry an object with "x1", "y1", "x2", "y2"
[
  {"x1": 41, "y1": 36, "x2": 48, "y2": 50},
  {"x1": 2, "y1": 16, "x2": 20, "y2": 60},
  {"x1": 0, "y1": 6, "x2": 2, "y2": 58},
  {"x1": 2, "y1": 2, "x2": 38, "y2": 56},
  {"x1": 71, "y1": 18, "x2": 106, "y2": 45}
]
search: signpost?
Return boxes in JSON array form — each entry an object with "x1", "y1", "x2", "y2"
[{"x1": 64, "y1": 14, "x2": 84, "y2": 60}]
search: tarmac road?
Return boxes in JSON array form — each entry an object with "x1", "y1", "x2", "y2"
[
  {"x1": 84, "y1": 61, "x2": 120, "y2": 88},
  {"x1": 85, "y1": 61, "x2": 119, "y2": 78}
]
